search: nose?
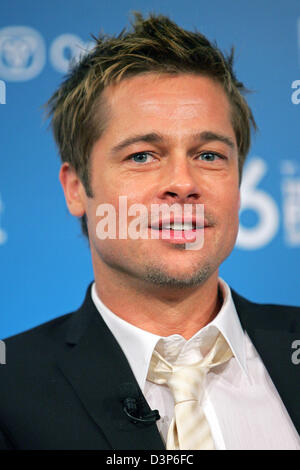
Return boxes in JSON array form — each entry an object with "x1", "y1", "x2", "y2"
[{"x1": 156, "y1": 155, "x2": 201, "y2": 204}]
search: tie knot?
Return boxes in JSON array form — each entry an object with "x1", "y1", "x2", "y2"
[{"x1": 147, "y1": 332, "x2": 233, "y2": 404}]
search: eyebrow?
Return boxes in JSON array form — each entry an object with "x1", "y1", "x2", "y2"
[
  {"x1": 193, "y1": 131, "x2": 236, "y2": 150},
  {"x1": 109, "y1": 130, "x2": 236, "y2": 155},
  {"x1": 110, "y1": 133, "x2": 164, "y2": 155}
]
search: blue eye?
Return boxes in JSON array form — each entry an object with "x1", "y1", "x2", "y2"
[
  {"x1": 199, "y1": 152, "x2": 221, "y2": 162},
  {"x1": 130, "y1": 152, "x2": 153, "y2": 163}
]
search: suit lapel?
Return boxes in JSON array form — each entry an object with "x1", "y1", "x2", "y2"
[
  {"x1": 232, "y1": 290, "x2": 300, "y2": 436},
  {"x1": 57, "y1": 284, "x2": 165, "y2": 450}
]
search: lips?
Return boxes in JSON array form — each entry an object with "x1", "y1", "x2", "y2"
[{"x1": 148, "y1": 216, "x2": 208, "y2": 243}]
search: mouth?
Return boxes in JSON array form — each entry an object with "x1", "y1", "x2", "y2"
[{"x1": 148, "y1": 217, "x2": 209, "y2": 243}]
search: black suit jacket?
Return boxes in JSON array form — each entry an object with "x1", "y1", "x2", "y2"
[{"x1": 0, "y1": 283, "x2": 299, "y2": 449}]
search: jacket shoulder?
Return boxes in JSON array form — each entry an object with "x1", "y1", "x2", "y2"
[
  {"x1": 0, "y1": 312, "x2": 77, "y2": 382},
  {"x1": 231, "y1": 289, "x2": 300, "y2": 332},
  {"x1": 3, "y1": 312, "x2": 73, "y2": 350}
]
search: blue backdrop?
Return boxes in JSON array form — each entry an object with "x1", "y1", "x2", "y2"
[{"x1": 1, "y1": 0, "x2": 300, "y2": 339}]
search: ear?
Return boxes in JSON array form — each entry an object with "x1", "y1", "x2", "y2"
[{"x1": 59, "y1": 162, "x2": 86, "y2": 217}]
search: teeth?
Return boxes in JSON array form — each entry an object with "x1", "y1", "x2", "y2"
[{"x1": 162, "y1": 223, "x2": 194, "y2": 230}]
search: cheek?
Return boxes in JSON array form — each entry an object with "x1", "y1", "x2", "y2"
[
  {"x1": 94, "y1": 171, "x2": 148, "y2": 203},
  {"x1": 213, "y1": 188, "x2": 240, "y2": 231},
  {"x1": 226, "y1": 197, "x2": 240, "y2": 240},
  {"x1": 227, "y1": 195, "x2": 240, "y2": 225}
]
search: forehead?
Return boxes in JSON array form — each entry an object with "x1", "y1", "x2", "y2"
[
  {"x1": 105, "y1": 73, "x2": 230, "y2": 110},
  {"x1": 99, "y1": 73, "x2": 235, "y2": 143}
]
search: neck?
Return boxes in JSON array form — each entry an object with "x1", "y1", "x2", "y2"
[{"x1": 93, "y1": 264, "x2": 222, "y2": 340}]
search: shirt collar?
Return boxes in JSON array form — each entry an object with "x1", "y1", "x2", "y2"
[
  {"x1": 91, "y1": 278, "x2": 249, "y2": 392},
  {"x1": 209, "y1": 279, "x2": 248, "y2": 377}
]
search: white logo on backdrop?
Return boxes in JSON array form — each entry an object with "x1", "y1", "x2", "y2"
[
  {"x1": 0, "y1": 193, "x2": 7, "y2": 245},
  {"x1": 0, "y1": 26, "x2": 46, "y2": 81},
  {"x1": 281, "y1": 160, "x2": 300, "y2": 246},
  {"x1": 0, "y1": 27, "x2": 94, "y2": 81},
  {"x1": 236, "y1": 157, "x2": 300, "y2": 250},
  {"x1": 237, "y1": 158, "x2": 280, "y2": 250},
  {"x1": 291, "y1": 80, "x2": 300, "y2": 104},
  {"x1": 0, "y1": 79, "x2": 5, "y2": 104},
  {"x1": 50, "y1": 34, "x2": 94, "y2": 74}
]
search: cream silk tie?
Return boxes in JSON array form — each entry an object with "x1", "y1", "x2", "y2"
[{"x1": 147, "y1": 332, "x2": 233, "y2": 450}]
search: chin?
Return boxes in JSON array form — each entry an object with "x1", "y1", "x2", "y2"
[{"x1": 140, "y1": 262, "x2": 213, "y2": 289}]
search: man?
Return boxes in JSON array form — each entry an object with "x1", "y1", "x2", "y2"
[{"x1": 0, "y1": 13, "x2": 299, "y2": 450}]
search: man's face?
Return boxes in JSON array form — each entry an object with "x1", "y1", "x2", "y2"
[{"x1": 82, "y1": 73, "x2": 240, "y2": 288}]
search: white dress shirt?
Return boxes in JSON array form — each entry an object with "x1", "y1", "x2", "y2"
[{"x1": 91, "y1": 279, "x2": 300, "y2": 450}]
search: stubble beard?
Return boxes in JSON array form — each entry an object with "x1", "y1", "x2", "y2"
[
  {"x1": 142, "y1": 260, "x2": 212, "y2": 289},
  {"x1": 93, "y1": 238, "x2": 216, "y2": 290}
]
